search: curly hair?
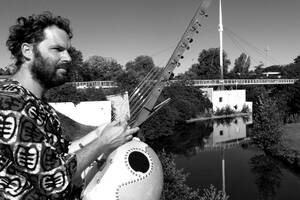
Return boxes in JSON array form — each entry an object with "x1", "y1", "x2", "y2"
[{"x1": 6, "y1": 11, "x2": 73, "y2": 68}]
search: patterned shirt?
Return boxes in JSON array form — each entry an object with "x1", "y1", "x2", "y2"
[{"x1": 0, "y1": 80, "x2": 77, "y2": 200}]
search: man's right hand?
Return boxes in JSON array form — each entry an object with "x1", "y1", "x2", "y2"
[{"x1": 95, "y1": 121, "x2": 139, "y2": 153}]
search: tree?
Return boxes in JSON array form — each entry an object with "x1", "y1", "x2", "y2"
[
  {"x1": 183, "y1": 48, "x2": 231, "y2": 79},
  {"x1": 67, "y1": 47, "x2": 84, "y2": 82},
  {"x1": 229, "y1": 53, "x2": 250, "y2": 78},
  {"x1": 125, "y1": 55, "x2": 157, "y2": 81},
  {"x1": 0, "y1": 63, "x2": 16, "y2": 75},
  {"x1": 244, "y1": 62, "x2": 264, "y2": 78},
  {"x1": 271, "y1": 80, "x2": 300, "y2": 122},
  {"x1": 293, "y1": 54, "x2": 300, "y2": 64},
  {"x1": 158, "y1": 151, "x2": 228, "y2": 200},
  {"x1": 115, "y1": 55, "x2": 161, "y2": 94},
  {"x1": 83, "y1": 56, "x2": 123, "y2": 81},
  {"x1": 281, "y1": 63, "x2": 300, "y2": 78},
  {"x1": 141, "y1": 81, "x2": 212, "y2": 140},
  {"x1": 44, "y1": 83, "x2": 107, "y2": 104},
  {"x1": 252, "y1": 92, "x2": 283, "y2": 152}
]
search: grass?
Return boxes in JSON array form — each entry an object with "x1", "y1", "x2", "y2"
[{"x1": 282, "y1": 123, "x2": 300, "y2": 152}]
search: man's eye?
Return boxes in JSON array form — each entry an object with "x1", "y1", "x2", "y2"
[{"x1": 54, "y1": 47, "x2": 64, "y2": 52}]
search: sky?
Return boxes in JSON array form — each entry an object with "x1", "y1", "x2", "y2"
[{"x1": 0, "y1": 0, "x2": 299, "y2": 74}]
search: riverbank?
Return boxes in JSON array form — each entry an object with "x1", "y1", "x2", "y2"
[
  {"x1": 186, "y1": 112, "x2": 250, "y2": 123},
  {"x1": 272, "y1": 123, "x2": 300, "y2": 170}
]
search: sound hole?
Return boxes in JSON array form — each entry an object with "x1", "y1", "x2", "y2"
[{"x1": 128, "y1": 151, "x2": 150, "y2": 173}]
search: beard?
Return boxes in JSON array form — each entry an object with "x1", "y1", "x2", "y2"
[{"x1": 31, "y1": 49, "x2": 70, "y2": 89}]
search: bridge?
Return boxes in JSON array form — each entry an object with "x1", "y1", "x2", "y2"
[{"x1": 72, "y1": 79, "x2": 298, "y2": 89}]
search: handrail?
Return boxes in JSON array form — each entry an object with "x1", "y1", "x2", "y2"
[{"x1": 70, "y1": 78, "x2": 298, "y2": 89}]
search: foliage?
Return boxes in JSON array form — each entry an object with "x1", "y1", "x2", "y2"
[
  {"x1": 228, "y1": 53, "x2": 250, "y2": 78},
  {"x1": 158, "y1": 151, "x2": 228, "y2": 200},
  {"x1": 199, "y1": 185, "x2": 229, "y2": 200},
  {"x1": 241, "y1": 104, "x2": 250, "y2": 113},
  {"x1": 252, "y1": 92, "x2": 283, "y2": 152},
  {"x1": 284, "y1": 80, "x2": 300, "y2": 118},
  {"x1": 148, "y1": 121, "x2": 213, "y2": 155},
  {"x1": 142, "y1": 105, "x2": 178, "y2": 139},
  {"x1": 158, "y1": 151, "x2": 201, "y2": 200},
  {"x1": 44, "y1": 83, "x2": 107, "y2": 104},
  {"x1": 125, "y1": 55, "x2": 156, "y2": 80},
  {"x1": 294, "y1": 55, "x2": 300, "y2": 64},
  {"x1": 118, "y1": 55, "x2": 162, "y2": 94},
  {"x1": 141, "y1": 82, "x2": 212, "y2": 140},
  {"x1": 245, "y1": 86, "x2": 267, "y2": 104},
  {"x1": 254, "y1": 63, "x2": 264, "y2": 75},
  {"x1": 0, "y1": 63, "x2": 16, "y2": 75},
  {"x1": 82, "y1": 56, "x2": 124, "y2": 81},
  {"x1": 214, "y1": 105, "x2": 235, "y2": 116},
  {"x1": 281, "y1": 62, "x2": 300, "y2": 78},
  {"x1": 67, "y1": 46, "x2": 84, "y2": 82},
  {"x1": 114, "y1": 69, "x2": 140, "y2": 94},
  {"x1": 182, "y1": 48, "x2": 231, "y2": 79}
]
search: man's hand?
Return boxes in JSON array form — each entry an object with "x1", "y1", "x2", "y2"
[{"x1": 96, "y1": 121, "x2": 139, "y2": 152}]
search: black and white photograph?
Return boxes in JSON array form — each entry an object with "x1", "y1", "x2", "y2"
[{"x1": 0, "y1": 0, "x2": 300, "y2": 199}]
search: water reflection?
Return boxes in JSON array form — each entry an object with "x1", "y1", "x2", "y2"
[
  {"x1": 206, "y1": 116, "x2": 251, "y2": 148},
  {"x1": 148, "y1": 116, "x2": 251, "y2": 155},
  {"x1": 250, "y1": 154, "x2": 283, "y2": 200},
  {"x1": 148, "y1": 121, "x2": 213, "y2": 156},
  {"x1": 148, "y1": 115, "x2": 300, "y2": 200}
]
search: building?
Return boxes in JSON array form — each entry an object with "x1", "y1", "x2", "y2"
[{"x1": 201, "y1": 88, "x2": 252, "y2": 113}]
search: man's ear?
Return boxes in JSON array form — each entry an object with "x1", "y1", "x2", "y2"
[{"x1": 21, "y1": 43, "x2": 34, "y2": 61}]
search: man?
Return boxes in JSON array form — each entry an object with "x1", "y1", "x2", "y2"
[{"x1": 0, "y1": 12, "x2": 139, "y2": 200}]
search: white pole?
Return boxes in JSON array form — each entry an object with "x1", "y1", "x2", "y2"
[
  {"x1": 219, "y1": 0, "x2": 224, "y2": 80},
  {"x1": 222, "y1": 149, "x2": 226, "y2": 195}
]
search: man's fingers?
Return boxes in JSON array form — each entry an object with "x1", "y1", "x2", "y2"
[
  {"x1": 126, "y1": 134, "x2": 133, "y2": 141},
  {"x1": 126, "y1": 127, "x2": 139, "y2": 136}
]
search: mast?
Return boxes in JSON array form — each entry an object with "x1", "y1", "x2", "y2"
[
  {"x1": 219, "y1": 0, "x2": 226, "y2": 195},
  {"x1": 219, "y1": 0, "x2": 224, "y2": 80}
]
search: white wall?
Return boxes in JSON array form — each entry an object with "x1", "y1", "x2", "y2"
[
  {"x1": 50, "y1": 101, "x2": 111, "y2": 126},
  {"x1": 212, "y1": 90, "x2": 249, "y2": 112},
  {"x1": 50, "y1": 93, "x2": 130, "y2": 126}
]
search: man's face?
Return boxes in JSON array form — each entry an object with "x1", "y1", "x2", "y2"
[{"x1": 30, "y1": 25, "x2": 72, "y2": 89}]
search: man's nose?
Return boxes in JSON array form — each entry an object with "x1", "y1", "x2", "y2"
[{"x1": 61, "y1": 50, "x2": 71, "y2": 63}]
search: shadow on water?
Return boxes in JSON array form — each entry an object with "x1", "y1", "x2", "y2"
[
  {"x1": 148, "y1": 120, "x2": 213, "y2": 156},
  {"x1": 147, "y1": 116, "x2": 300, "y2": 200},
  {"x1": 250, "y1": 154, "x2": 282, "y2": 200}
]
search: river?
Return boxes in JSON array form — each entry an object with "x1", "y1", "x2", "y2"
[{"x1": 150, "y1": 116, "x2": 300, "y2": 199}]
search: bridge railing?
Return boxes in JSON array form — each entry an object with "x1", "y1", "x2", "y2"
[
  {"x1": 192, "y1": 79, "x2": 298, "y2": 86},
  {"x1": 72, "y1": 81, "x2": 117, "y2": 89},
  {"x1": 70, "y1": 78, "x2": 298, "y2": 89}
]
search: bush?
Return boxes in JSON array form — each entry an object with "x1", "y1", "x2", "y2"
[
  {"x1": 241, "y1": 104, "x2": 250, "y2": 113},
  {"x1": 44, "y1": 83, "x2": 107, "y2": 104},
  {"x1": 214, "y1": 106, "x2": 235, "y2": 116},
  {"x1": 141, "y1": 83, "x2": 212, "y2": 140},
  {"x1": 200, "y1": 185, "x2": 229, "y2": 200},
  {"x1": 158, "y1": 151, "x2": 228, "y2": 200},
  {"x1": 252, "y1": 93, "x2": 283, "y2": 152}
]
